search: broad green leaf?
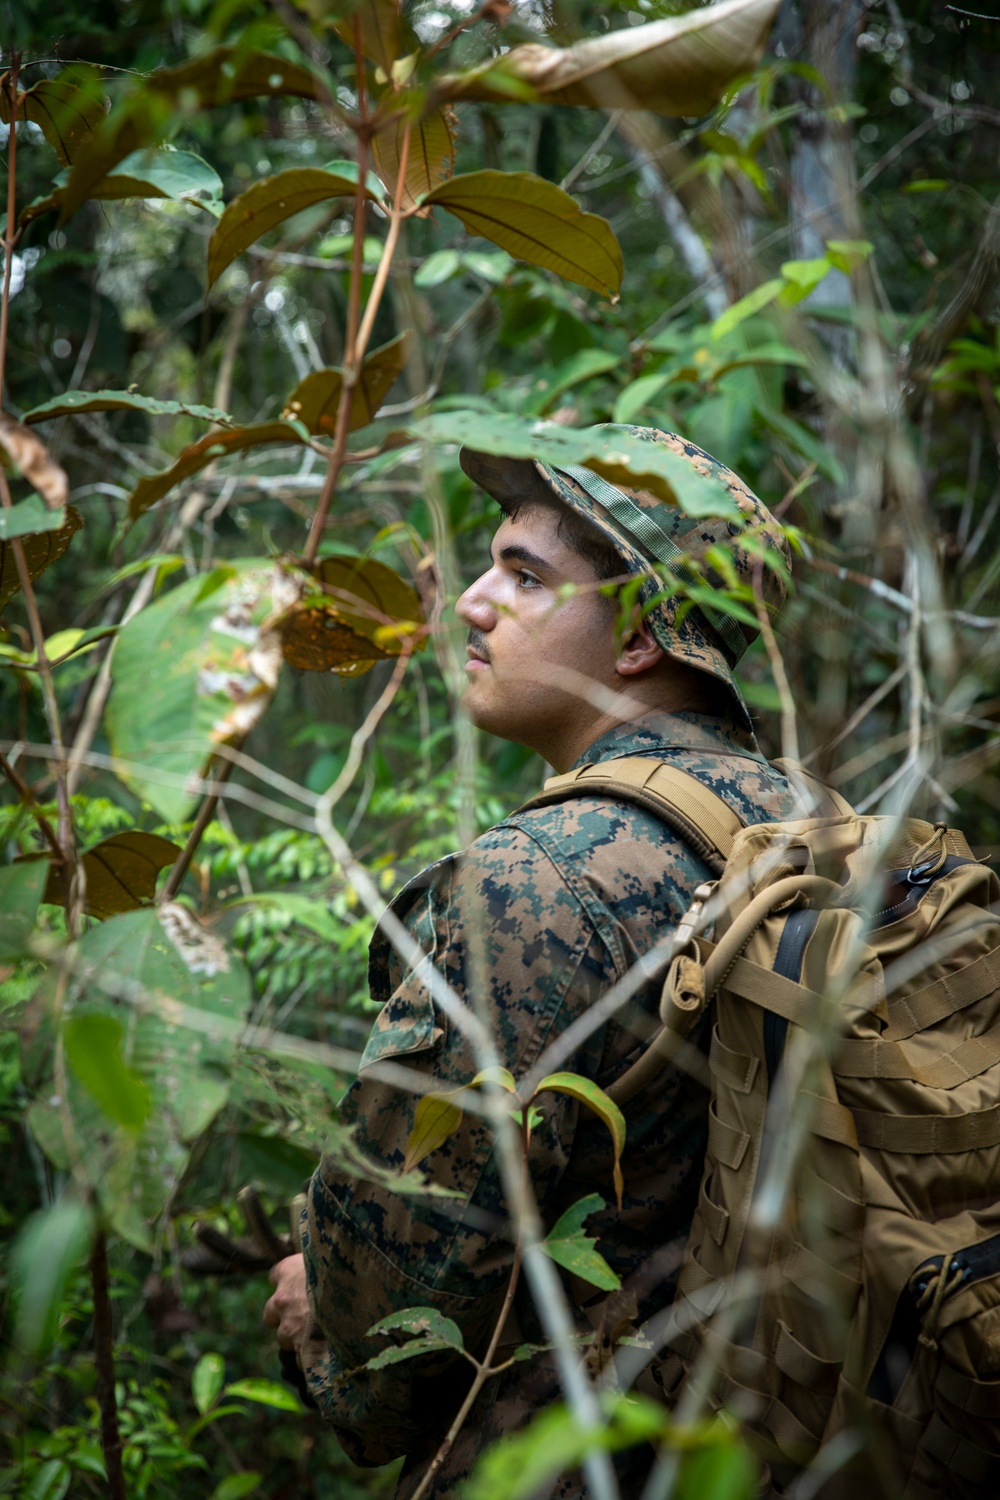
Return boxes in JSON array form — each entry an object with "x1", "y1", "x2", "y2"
[
  {"x1": 0, "y1": 506, "x2": 83, "y2": 613},
  {"x1": 824, "y1": 238, "x2": 874, "y2": 273},
  {"x1": 420, "y1": 171, "x2": 623, "y2": 301},
  {"x1": 542, "y1": 1193, "x2": 620, "y2": 1291},
  {"x1": 613, "y1": 372, "x2": 672, "y2": 425},
  {"x1": 43, "y1": 831, "x2": 180, "y2": 920},
  {"x1": 462, "y1": 250, "x2": 514, "y2": 283},
  {"x1": 25, "y1": 908, "x2": 248, "y2": 1247},
  {"x1": 0, "y1": 625, "x2": 116, "y2": 672},
  {"x1": 64, "y1": 1013, "x2": 151, "y2": 1128},
  {"x1": 21, "y1": 1459, "x2": 71, "y2": 1500},
  {"x1": 207, "y1": 163, "x2": 383, "y2": 288},
  {"x1": 224, "y1": 1379, "x2": 301, "y2": 1411},
  {"x1": 469, "y1": 1066, "x2": 518, "y2": 1093},
  {"x1": 282, "y1": 331, "x2": 411, "y2": 436},
  {"x1": 364, "y1": 1338, "x2": 460, "y2": 1370},
  {"x1": 107, "y1": 563, "x2": 297, "y2": 823},
  {"x1": 24, "y1": 389, "x2": 233, "y2": 426},
  {"x1": 128, "y1": 420, "x2": 311, "y2": 522},
  {"x1": 436, "y1": 0, "x2": 780, "y2": 117},
  {"x1": 193, "y1": 1352, "x2": 226, "y2": 1415},
  {"x1": 677, "y1": 1439, "x2": 758, "y2": 1500},
  {"x1": 282, "y1": 553, "x2": 424, "y2": 674},
  {"x1": 778, "y1": 256, "x2": 833, "y2": 299},
  {"x1": 414, "y1": 248, "x2": 461, "y2": 288},
  {"x1": 372, "y1": 107, "x2": 456, "y2": 215},
  {"x1": 368, "y1": 1306, "x2": 465, "y2": 1349},
  {"x1": 8, "y1": 1196, "x2": 93, "y2": 1361},
  {"x1": 61, "y1": 49, "x2": 326, "y2": 219},
  {"x1": 0, "y1": 66, "x2": 106, "y2": 166},
  {"x1": 41, "y1": 148, "x2": 224, "y2": 218},
  {"x1": 535, "y1": 1072, "x2": 626, "y2": 1209},
  {"x1": 712, "y1": 343, "x2": 811, "y2": 379},
  {"x1": 530, "y1": 349, "x2": 621, "y2": 415},
  {"x1": 0, "y1": 494, "x2": 67, "y2": 539},
  {"x1": 402, "y1": 1091, "x2": 463, "y2": 1172},
  {"x1": 755, "y1": 404, "x2": 846, "y2": 484},
  {"x1": 710, "y1": 278, "x2": 783, "y2": 340},
  {"x1": 212, "y1": 1475, "x2": 262, "y2": 1500},
  {"x1": 0, "y1": 412, "x2": 69, "y2": 509},
  {"x1": 0, "y1": 860, "x2": 49, "y2": 961},
  {"x1": 410, "y1": 411, "x2": 737, "y2": 518}
]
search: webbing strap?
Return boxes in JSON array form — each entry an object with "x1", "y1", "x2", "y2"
[
  {"x1": 836, "y1": 1016, "x2": 1000, "y2": 1090},
  {"x1": 936, "y1": 1363, "x2": 1000, "y2": 1417},
  {"x1": 920, "y1": 1411, "x2": 1000, "y2": 1483},
  {"x1": 773, "y1": 1321, "x2": 840, "y2": 1391},
  {"x1": 722, "y1": 953, "x2": 882, "y2": 1028},
  {"x1": 556, "y1": 463, "x2": 749, "y2": 664},
  {"x1": 708, "y1": 1101, "x2": 750, "y2": 1170},
  {"x1": 800, "y1": 1091, "x2": 860, "y2": 1150},
  {"x1": 884, "y1": 940, "x2": 1000, "y2": 1042},
  {"x1": 699, "y1": 1177, "x2": 730, "y2": 1246},
  {"x1": 852, "y1": 1099, "x2": 1000, "y2": 1154}
]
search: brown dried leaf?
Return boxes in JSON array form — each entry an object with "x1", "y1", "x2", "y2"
[
  {"x1": 371, "y1": 108, "x2": 456, "y2": 215},
  {"x1": 43, "y1": 831, "x2": 180, "y2": 921},
  {"x1": 0, "y1": 414, "x2": 69, "y2": 509},
  {"x1": 0, "y1": 506, "x2": 83, "y2": 615},
  {"x1": 282, "y1": 553, "x2": 424, "y2": 673},
  {"x1": 334, "y1": 0, "x2": 403, "y2": 73}
]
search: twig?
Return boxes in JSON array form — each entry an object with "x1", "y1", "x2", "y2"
[
  {"x1": 318, "y1": 647, "x2": 413, "y2": 817},
  {"x1": 0, "y1": 748, "x2": 64, "y2": 862},
  {"x1": 561, "y1": 111, "x2": 623, "y2": 192},
  {"x1": 160, "y1": 752, "x2": 239, "y2": 902}
]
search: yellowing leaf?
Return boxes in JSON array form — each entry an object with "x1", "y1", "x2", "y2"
[
  {"x1": 436, "y1": 0, "x2": 780, "y2": 118},
  {"x1": 372, "y1": 108, "x2": 456, "y2": 215},
  {"x1": 282, "y1": 331, "x2": 411, "y2": 436},
  {"x1": 403, "y1": 1091, "x2": 463, "y2": 1173},
  {"x1": 43, "y1": 831, "x2": 180, "y2": 921},
  {"x1": 0, "y1": 505, "x2": 83, "y2": 615},
  {"x1": 0, "y1": 414, "x2": 69, "y2": 509},
  {"x1": 421, "y1": 171, "x2": 622, "y2": 301},
  {"x1": 469, "y1": 1066, "x2": 518, "y2": 1094},
  {"x1": 535, "y1": 1071, "x2": 626, "y2": 1209},
  {"x1": 128, "y1": 420, "x2": 312, "y2": 522}
]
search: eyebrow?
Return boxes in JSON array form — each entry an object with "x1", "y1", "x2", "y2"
[{"x1": 494, "y1": 542, "x2": 553, "y2": 573}]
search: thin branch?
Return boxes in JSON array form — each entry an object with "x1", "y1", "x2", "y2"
[{"x1": 0, "y1": 748, "x2": 64, "y2": 862}]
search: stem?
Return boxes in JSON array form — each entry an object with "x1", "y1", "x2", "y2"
[
  {"x1": 90, "y1": 1230, "x2": 127, "y2": 1500},
  {"x1": 302, "y1": 111, "x2": 412, "y2": 566},
  {"x1": 0, "y1": 748, "x2": 64, "y2": 862},
  {"x1": 160, "y1": 751, "x2": 238, "y2": 902},
  {"x1": 0, "y1": 54, "x2": 24, "y2": 412}
]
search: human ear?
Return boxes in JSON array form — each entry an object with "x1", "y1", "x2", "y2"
[{"x1": 615, "y1": 616, "x2": 664, "y2": 677}]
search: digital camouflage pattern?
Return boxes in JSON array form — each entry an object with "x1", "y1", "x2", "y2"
[
  {"x1": 459, "y1": 425, "x2": 790, "y2": 710},
  {"x1": 299, "y1": 710, "x2": 796, "y2": 1498}
]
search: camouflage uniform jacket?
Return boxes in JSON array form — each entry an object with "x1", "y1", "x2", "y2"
[{"x1": 300, "y1": 711, "x2": 795, "y2": 1496}]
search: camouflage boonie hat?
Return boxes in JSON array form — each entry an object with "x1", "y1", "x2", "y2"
[{"x1": 459, "y1": 424, "x2": 789, "y2": 706}]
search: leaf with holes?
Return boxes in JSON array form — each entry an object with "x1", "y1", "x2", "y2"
[
  {"x1": 128, "y1": 420, "x2": 311, "y2": 522},
  {"x1": 0, "y1": 506, "x2": 83, "y2": 615},
  {"x1": 60, "y1": 50, "x2": 327, "y2": 219},
  {"x1": 436, "y1": 0, "x2": 779, "y2": 117},
  {"x1": 282, "y1": 332, "x2": 411, "y2": 436},
  {"x1": 107, "y1": 562, "x2": 301, "y2": 823},
  {"x1": 282, "y1": 554, "x2": 424, "y2": 674},
  {"x1": 368, "y1": 1306, "x2": 465, "y2": 1351},
  {"x1": 207, "y1": 163, "x2": 383, "y2": 289},
  {"x1": 1, "y1": 65, "x2": 106, "y2": 166},
  {"x1": 542, "y1": 1194, "x2": 620, "y2": 1291},
  {"x1": 420, "y1": 171, "x2": 622, "y2": 301},
  {"x1": 372, "y1": 107, "x2": 456, "y2": 215},
  {"x1": 24, "y1": 389, "x2": 232, "y2": 426},
  {"x1": 402, "y1": 1091, "x2": 464, "y2": 1173},
  {"x1": 535, "y1": 1073, "x2": 626, "y2": 1209},
  {"x1": 0, "y1": 414, "x2": 69, "y2": 509},
  {"x1": 42, "y1": 831, "x2": 180, "y2": 920}
]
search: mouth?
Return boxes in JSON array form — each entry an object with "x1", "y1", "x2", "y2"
[{"x1": 465, "y1": 632, "x2": 491, "y2": 668}]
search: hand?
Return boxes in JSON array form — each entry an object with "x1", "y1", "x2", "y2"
[{"x1": 262, "y1": 1253, "x2": 311, "y2": 1351}]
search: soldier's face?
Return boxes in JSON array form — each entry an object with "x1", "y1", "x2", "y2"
[{"x1": 455, "y1": 505, "x2": 623, "y2": 767}]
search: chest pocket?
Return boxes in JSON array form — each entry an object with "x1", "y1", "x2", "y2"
[
  {"x1": 358, "y1": 968, "x2": 446, "y2": 1073},
  {"x1": 359, "y1": 873, "x2": 451, "y2": 1074}
]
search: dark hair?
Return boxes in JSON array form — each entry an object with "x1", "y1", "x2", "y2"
[{"x1": 495, "y1": 495, "x2": 626, "y2": 587}]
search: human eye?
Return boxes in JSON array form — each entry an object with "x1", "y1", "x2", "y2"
[{"x1": 516, "y1": 568, "x2": 542, "y2": 589}]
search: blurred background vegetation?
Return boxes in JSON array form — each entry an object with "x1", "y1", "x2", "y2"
[{"x1": 1, "y1": 0, "x2": 999, "y2": 1494}]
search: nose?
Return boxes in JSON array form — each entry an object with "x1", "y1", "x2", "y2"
[{"x1": 456, "y1": 566, "x2": 499, "y2": 630}]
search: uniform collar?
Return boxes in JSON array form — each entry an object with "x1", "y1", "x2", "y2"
[{"x1": 574, "y1": 709, "x2": 767, "y2": 769}]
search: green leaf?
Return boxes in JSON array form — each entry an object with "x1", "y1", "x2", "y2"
[
  {"x1": 535, "y1": 1072, "x2": 626, "y2": 1209},
  {"x1": 0, "y1": 860, "x2": 48, "y2": 960},
  {"x1": 677, "y1": 1438, "x2": 758, "y2": 1500},
  {"x1": 414, "y1": 248, "x2": 461, "y2": 288},
  {"x1": 368, "y1": 1306, "x2": 465, "y2": 1349},
  {"x1": 224, "y1": 1379, "x2": 302, "y2": 1412},
  {"x1": 0, "y1": 494, "x2": 68, "y2": 538},
  {"x1": 81, "y1": 148, "x2": 223, "y2": 207},
  {"x1": 0, "y1": 505, "x2": 83, "y2": 613},
  {"x1": 778, "y1": 256, "x2": 833, "y2": 299},
  {"x1": 24, "y1": 389, "x2": 233, "y2": 426},
  {"x1": 824, "y1": 238, "x2": 874, "y2": 273},
  {"x1": 542, "y1": 1193, "x2": 620, "y2": 1291},
  {"x1": 9, "y1": 1195, "x2": 94, "y2": 1361},
  {"x1": 193, "y1": 1352, "x2": 226, "y2": 1416},
  {"x1": 902, "y1": 179, "x2": 949, "y2": 193},
  {"x1": 530, "y1": 349, "x2": 621, "y2": 414},
  {"x1": 0, "y1": 66, "x2": 106, "y2": 166},
  {"x1": 128, "y1": 420, "x2": 311, "y2": 522},
  {"x1": 420, "y1": 171, "x2": 623, "y2": 301},
  {"x1": 211, "y1": 1476, "x2": 261, "y2": 1500},
  {"x1": 710, "y1": 278, "x2": 783, "y2": 340},
  {"x1": 282, "y1": 331, "x2": 410, "y2": 436},
  {"x1": 207, "y1": 163, "x2": 383, "y2": 288},
  {"x1": 402, "y1": 1091, "x2": 464, "y2": 1173},
  {"x1": 436, "y1": 0, "x2": 781, "y2": 118},
  {"x1": 755, "y1": 404, "x2": 846, "y2": 484},
  {"x1": 107, "y1": 563, "x2": 294, "y2": 823},
  {"x1": 712, "y1": 342, "x2": 810, "y2": 378},
  {"x1": 410, "y1": 411, "x2": 737, "y2": 518},
  {"x1": 43, "y1": 831, "x2": 180, "y2": 920},
  {"x1": 63, "y1": 1013, "x2": 152, "y2": 1128},
  {"x1": 612, "y1": 372, "x2": 672, "y2": 425},
  {"x1": 61, "y1": 49, "x2": 326, "y2": 219}
]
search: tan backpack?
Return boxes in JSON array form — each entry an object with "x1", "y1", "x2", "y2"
[{"x1": 525, "y1": 756, "x2": 1000, "y2": 1499}]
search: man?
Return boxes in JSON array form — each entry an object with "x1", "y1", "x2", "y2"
[{"x1": 264, "y1": 427, "x2": 796, "y2": 1495}]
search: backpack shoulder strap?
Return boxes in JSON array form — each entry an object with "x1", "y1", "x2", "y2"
[
  {"x1": 517, "y1": 756, "x2": 745, "y2": 876},
  {"x1": 771, "y1": 757, "x2": 856, "y2": 819}
]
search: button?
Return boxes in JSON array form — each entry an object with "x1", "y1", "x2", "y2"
[{"x1": 727, "y1": 520, "x2": 742, "y2": 536}]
